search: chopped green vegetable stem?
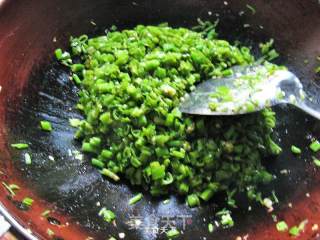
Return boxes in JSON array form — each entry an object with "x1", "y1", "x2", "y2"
[
  {"x1": 310, "y1": 140, "x2": 320, "y2": 152},
  {"x1": 129, "y1": 193, "x2": 143, "y2": 205},
  {"x1": 276, "y1": 221, "x2": 288, "y2": 232},
  {"x1": 11, "y1": 143, "x2": 29, "y2": 149},
  {"x1": 99, "y1": 207, "x2": 116, "y2": 223},
  {"x1": 166, "y1": 228, "x2": 180, "y2": 239},
  {"x1": 208, "y1": 223, "x2": 214, "y2": 233},
  {"x1": 22, "y1": 197, "x2": 34, "y2": 207},
  {"x1": 56, "y1": 22, "x2": 282, "y2": 213},
  {"x1": 291, "y1": 145, "x2": 302, "y2": 155},
  {"x1": 40, "y1": 121, "x2": 53, "y2": 131}
]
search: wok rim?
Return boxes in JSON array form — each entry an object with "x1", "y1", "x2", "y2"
[{"x1": 0, "y1": 203, "x2": 38, "y2": 240}]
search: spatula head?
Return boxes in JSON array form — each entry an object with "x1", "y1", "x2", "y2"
[{"x1": 179, "y1": 65, "x2": 300, "y2": 116}]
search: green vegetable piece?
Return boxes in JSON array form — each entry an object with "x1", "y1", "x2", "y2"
[
  {"x1": 271, "y1": 190, "x2": 279, "y2": 204},
  {"x1": 144, "y1": 60, "x2": 160, "y2": 71},
  {"x1": 55, "y1": 49, "x2": 63, "y2": 60},
  {"x1": 211, "y1": 86, "x2": 233, "y2": 102},
  {"x1": 161, "y1": 84, "x2": 176, "y2": 97},
  {"x1": 115, "y1": 50, "x2": 129, "y2": 65},
  {"x1": 99, "y1": 207, "x2": 116, "y2": 223},
  {"x1": 40, "y1": 121, "x2": 53, "y2": 132},
  {"x1": 178, "y1": 183, "x2": 189, "y2": 195},
  {"x1": 276, "y1": 221, "x2": 288, "y2": 232},
  {"x1": 9, "y1": 184, "x2": 20, "y2": 191},
  {"x1": 89, "y1": 137, "x2": 101, "y2": 147},
  {"x1": 11, "y1": 143, "x2": 29, "y2": 149},
  {"x1": 245, "y1": 101, "x2": 256, "y2": 112},
  {"x1": 313, "y1": 157, "x2": 320, "y2": 167},
  {"x1": 47, "y1": 229, "x2": 55, "y2": 237},
  {"x1": 187, "y1": 194, "x2": 200, "y2": 207},
  {"x1": 2, "y1": 182, "x2": 19, "y2": 196},
  {"x1": 162, "y1": 172, "x2": 174, "y2": 185},
  {"x1": 100, "y1": 112, "x2": 113, "y2": 124},
  {"x1": 298, "y1": 220, "x2": 308, "y2": 232},
  {"x1": 91, "y1": 158, "x2": 105, "y2": 168},
  {"x1": 208, "y1": 223, "x2": 214, "y2": 233},
  {"x1": 286, "y1": 220, "x2": 307, "y2": 237},
  {"x1": 260, "y1": 41, "x2": 280, "y2": 62},
  {"x1": 221, "y1": 213, "x2": 234, "y2": 227},
  {"x1": 191, "y1": 50, "x2": 209, "y2": 65},
  {"x1": 129, "y1": 193, "x2": 143, "y2": 205},
  {"x1": 153, "y1": 135, "x2": 170, "y2": 146},
  {"x1": 200, "y1": 183, "x2": 218, "y2": 201},
  {"x1": 289, "y1": 226, "x2": 300, "y2": 236},
  {"x1": 268, "y1": 49, "x2": 279, "y2": 61},
  {"x1": 101, "y1": 168, "x2": 120, "y2": 181},
  {"x1": 170, "y1": 149, "x2": 185, "y2": 159},
  {"x1": 82, "y1": 142, "x2": 96, "y2": 153},
  {"x1": 216, "y1": 209, "x2": 234, "y2": 227},
  {"x1": 200, "y1": 189, "x2": 213, "y2": 201},
  {"x1": 71, "y1": 64, "x2": 84, "y2": 72},
  {"x1": 150, "y1": 162, "x2": 165, "y2": 180},
  {"x1": 101, "y1": 150, "x2": 113, "y2": 159},
  {"x1": 41, "y1": 210, "x2": 51, "y2": 218},
  {"x1": 69, "y1": 118, "x2": 82, "y2": 127},
  {"x1": 246, "y1": 4, "x2": 256, "y2": 14},
  {"x1": 70, "y1": 63, "x2": 84, "y2": 72},
  {"x1": 291, "y1": 145, "x2": 301, "y2": 155},
  {"x1": 54, "y1": 48, "x2": 71, "y2": 61},
  {"x1": 310, "y1": 140, "x2": 320, "y2": 152},
  {"x1": 22, "y1": 197, "x2": 34, "y2": 207},
  {"x1": 166, "y1": 228, "x2": 180, "y2": 239},
  {"x1": 72, "y1": 74, "x2": 82, "y2": 85}
]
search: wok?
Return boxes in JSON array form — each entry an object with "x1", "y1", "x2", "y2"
[{"x1": 0, "y1": 0, "x2": 320, "y2": 239}]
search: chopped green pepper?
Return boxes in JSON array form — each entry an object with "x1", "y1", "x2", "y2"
[
  {"x1": 99, "y1": 207, "x2": 116, "y2": 223},
  {"x1": 22, "y1": 197, "x2": 34, "y2": 207},
  {"x1": 291, "y1": 145, "x2": 302, "y2": 155},
  {"x1": 101, "y1": 168, "x2": 120, "y2": 181},
  {"x1": 166, "y1": 229, "x2": 180, "y2": 239},
  {"x1": 289, "y1": 226, "x2": 300, "y2": 236},
  {"x1": 310, "y1": 140, "x2": 320, "y2": 152},
  {"x1": 11, "y1": 143, "x2": 29, "y2": 149},
  {"x1": 2, "y1": 182, "x2": 19, "y2": 196},
  {"x1": 208, "y1": 223, "x2": 214, "y2": 233},
  {"x1": 129, "y1": 193, "x2": 143, "y2": 205},
  {"x1": 276, "y1": 221, "x2": 288, "y2": 232},
  {"x1": 187, "y1": 194, "x2": 200, "y2": 207},
  {"x1": 246, "y1": 4, "x2": 256, "y2": 14},
  {"x1": 40, "y1": 121, "x2": 53, "y2": 131},
  {"x1": 313, "y1": 157, "x2": 320, "y2": 167}
]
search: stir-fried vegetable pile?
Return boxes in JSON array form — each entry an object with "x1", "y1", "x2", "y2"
[{"x1": 56, "y1": 22, "x2": 282, "y2": 207}]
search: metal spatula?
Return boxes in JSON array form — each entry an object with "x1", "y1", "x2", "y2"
[{"x1": 179, "y1": 65, "x2": 320, "y2": 119}]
